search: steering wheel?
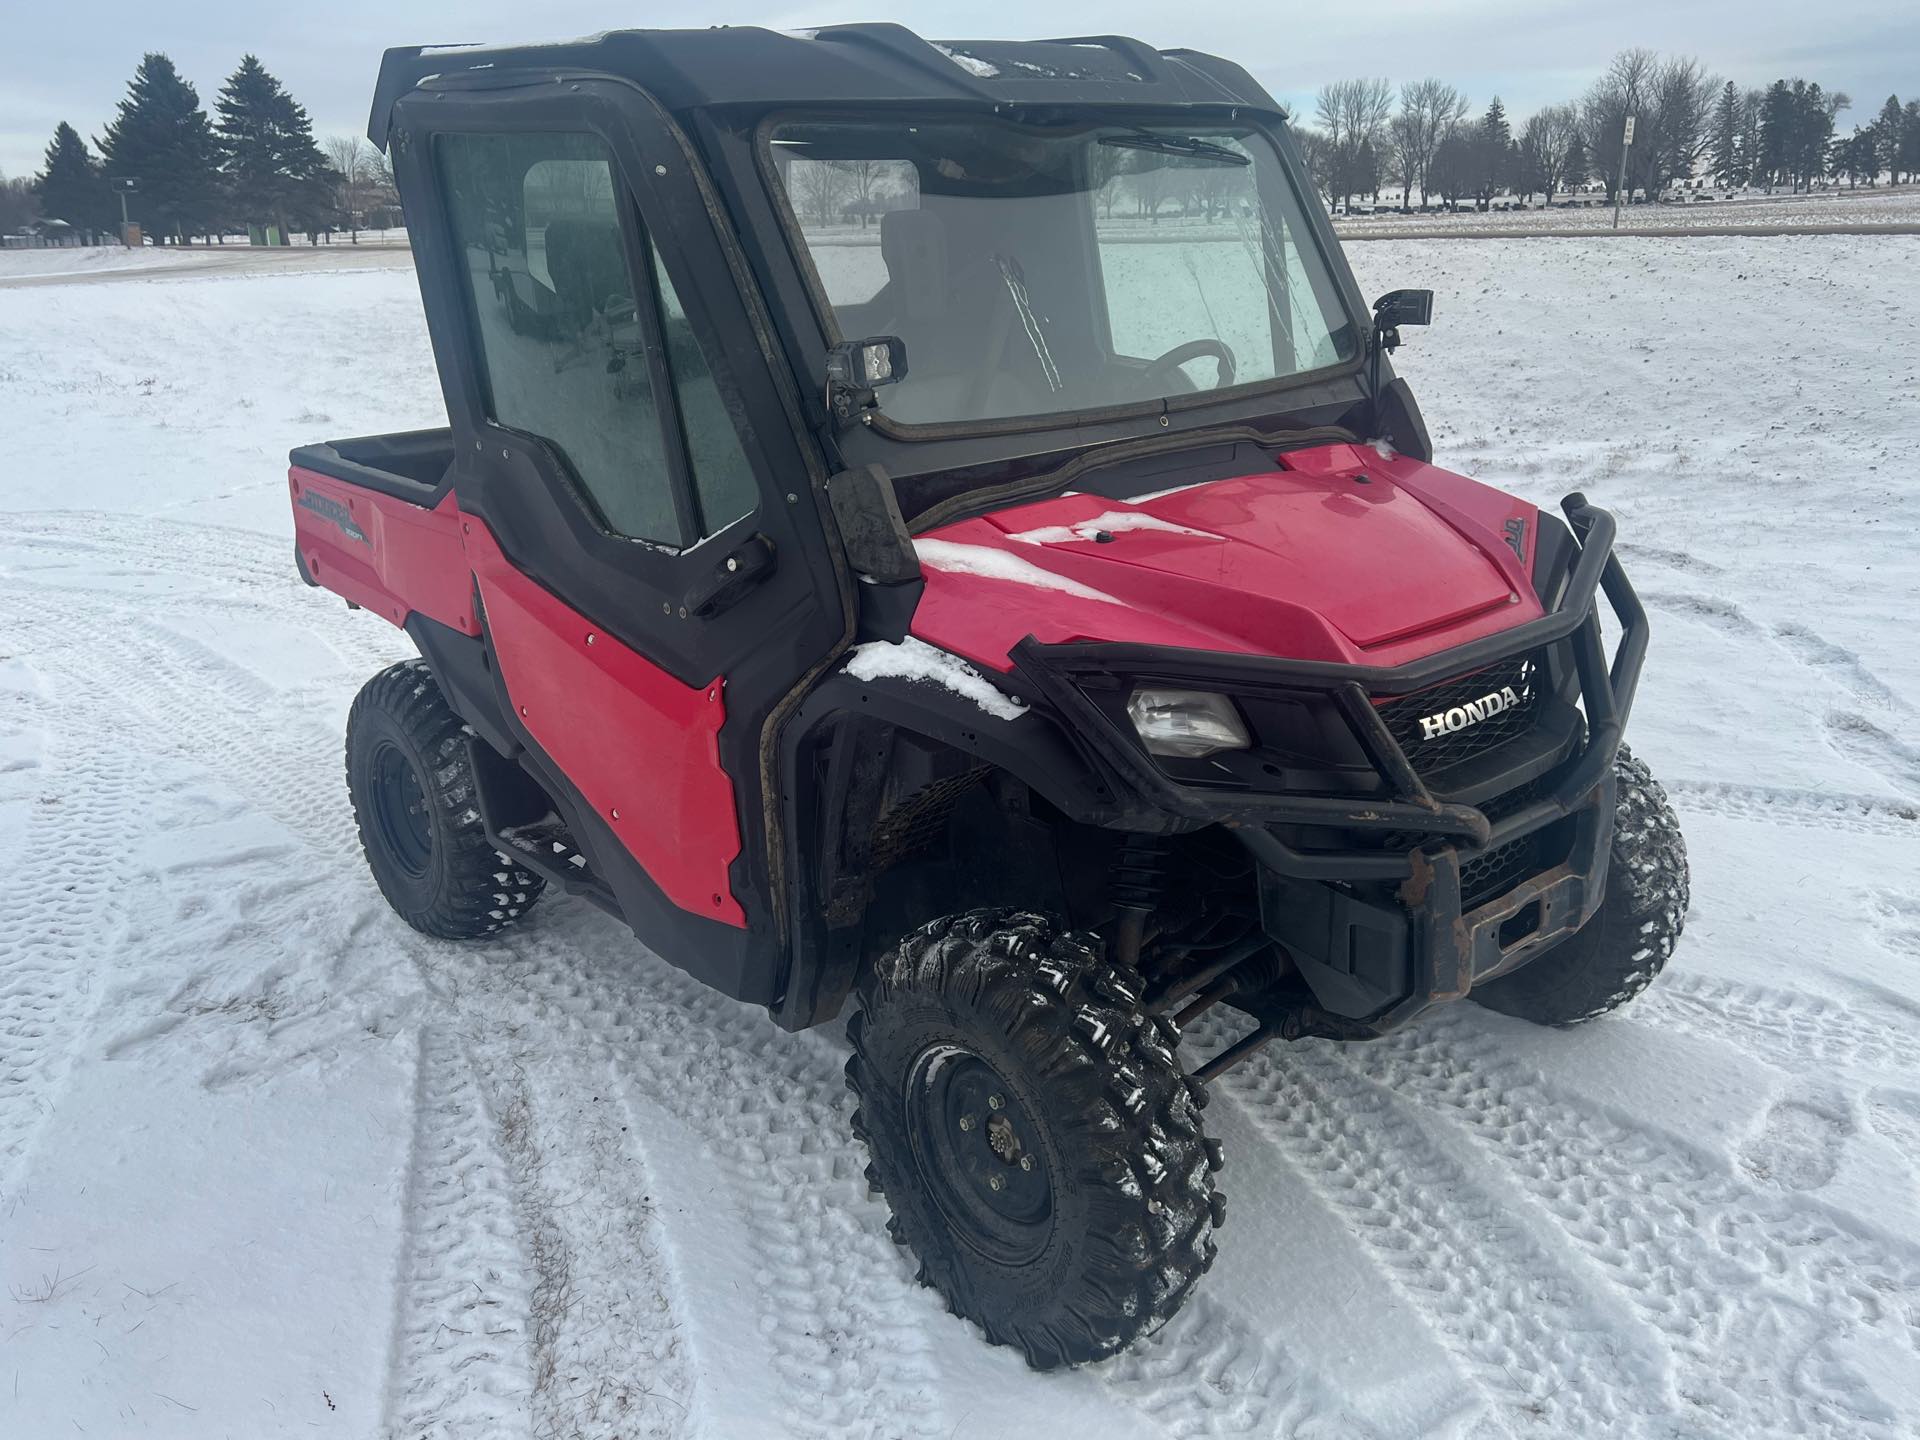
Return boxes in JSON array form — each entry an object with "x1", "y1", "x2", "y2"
[{"x1": 1140, "y1": 338, "x2": 1237, "y2": 393}]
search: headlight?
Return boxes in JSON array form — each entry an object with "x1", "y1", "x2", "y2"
[{"x1": 1126, "y1": 688, "x2": 1252, "y2": 758}]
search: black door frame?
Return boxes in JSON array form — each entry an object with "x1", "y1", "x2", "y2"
[{"x1": 389, "y1": 73, "x2": 853, "y2": 996}]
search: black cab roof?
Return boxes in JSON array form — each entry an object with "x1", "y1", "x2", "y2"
[{"x1": 368, "y1": 23, "x2": 1284, "y2": 148}]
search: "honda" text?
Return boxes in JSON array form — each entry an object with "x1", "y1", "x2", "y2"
[{"x1": 1417, "y1": 685, "x2": 1523, "y2": 741}]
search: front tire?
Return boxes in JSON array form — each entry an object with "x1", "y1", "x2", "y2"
[
  {"x1": 345, "y1": 660, "x2": 545, "y2": 940},
  {"x1": 846, "y1": 909, "x2": 1223, "y2": 1369},
  {"x1": 1472, "y1": 747, "x2": 1688, "y2": 1026}
]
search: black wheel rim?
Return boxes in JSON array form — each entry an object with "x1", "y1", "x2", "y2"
[
  {"x1": 370, "y1": 741, "x2": 433, "y2": 879},
  {"x1": 905, "y1": 1045, "x2": 1053, "y2": 1266}
]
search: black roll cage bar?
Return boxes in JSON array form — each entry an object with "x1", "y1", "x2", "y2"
[{"x1": 1012, "y1": 492, "x2": 1647, "y2": 879}]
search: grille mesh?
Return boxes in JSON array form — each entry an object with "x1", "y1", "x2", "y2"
[
  {"x1": 1459, "y1": 832, "x2": 1545, "y2": 908},
  {"x1": 1376, "y1": 779, "x2": 1559, "y2": 909},
  {"x1": 1377, "y1": 653, "x2": 1543, "y2": 777}
]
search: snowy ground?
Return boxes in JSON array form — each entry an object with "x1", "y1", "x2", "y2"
[
  {"x1": 1334, "y1": 185, "x2": 1920, "y2": 236},
  {"x1": 0, "y1": 240, "x2": 414, "y2": 290},
  {"x1": 2, "y1": 232, "x2": 1919, "y2": 1439}
]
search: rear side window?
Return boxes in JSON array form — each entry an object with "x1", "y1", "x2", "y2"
[{"x1": 437, "y1": 131, "x2": 756, "y2": 546}]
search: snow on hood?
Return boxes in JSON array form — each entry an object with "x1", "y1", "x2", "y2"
[
  {"x1": 1004, "y1": 511, "x2": 1216, "y2": 546},
  {"x1": 906, "y1": 443, "x2": 1542, "y2": 673},
  {"x1": 911, "y1": 537, "x2": 1122, "y2": 605}
]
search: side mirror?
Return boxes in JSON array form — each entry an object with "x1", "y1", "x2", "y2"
[{"x1": 1372, "y1": 289, "x2": 1434, "y2": 329}]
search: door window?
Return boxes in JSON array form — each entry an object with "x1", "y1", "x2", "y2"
[
  {"x1": 652, "y1": 252, "x2": 757, "y2": 535},
  {"x1": 439, "y1": 131, "x2": 757, "y2": 545}
]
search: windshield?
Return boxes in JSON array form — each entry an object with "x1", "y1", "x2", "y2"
[{"x1": 767, "y1": 116, "x2": 1360, "y2": 428}]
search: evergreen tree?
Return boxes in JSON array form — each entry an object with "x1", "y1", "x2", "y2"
[
  {"x1": 1710, "y1": 82, "x2": 1745, "y2": 188},
  {"x1": 33, "y1": 122, "x2": 110, "y2": 234},
  {"x1": 97, "y1": 53, "x2": 223, "y2": 244},
  {"x1": 215, "y1": 55, "x2": 333, "y2": 236},
  {"x1": 1757, "y1": 80, "x2": 1794, "y2": 189},
  {"x1": 1836, "y1": 128, "x2": 1879, "y2": 187},
  {"x1": 1740, "y1": 88, "x2": 1766, "y2": 187},
  {"x1": 1794, "y1": 83, "x2": 1840, "y2": 190},
  {"x1": 1902, "y1": 101, "x2": 1920, "y2": 185},
  {"x1": 1476, "y1": 97, "x2": 1511, "y2": 207},
  {"x1": 1873, "y1": 95, "x2": 1904, "y2": 182}
]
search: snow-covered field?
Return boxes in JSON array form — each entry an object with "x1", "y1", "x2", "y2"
[
  {"x1": 1335, "y1": 185, "x2": 1920, "y2": 236},
  {"x1": 0, "y1": 241, "x2": 415, "y2": 291},
  {"x1": 2, "y1": 231, "x2": 1918, "y2": 1439}
]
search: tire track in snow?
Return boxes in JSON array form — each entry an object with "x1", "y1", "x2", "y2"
[
  {"x1": 1633, "y1": 971, "x2": 1915, "y2": 1078},
  {"x1": 1772, "y1": 623, "x2": 1911, "y2": 714},
  {"x1": 414, "y1": 922, "x2": 952, "y2": 1440},
  {"x1": 1822, "y1": 710, "x2": 1920, "y2": 800},
  {"x1": 459, "y1": 1031, "x2": 694, "y2": 1440},
  {"x1": 0, "y1": 635, "x2": 149, "y2": 1202},
  {"x1": 1665, "y1": 779, "x2": 1918, "y2": 832},
  {"x1": 100, "y1": 609, "x2": 377, "y2": 863},
  {"x1": 1100, "y1": 1292, "x2": 1383, "y2": 1439},
  {"x1": 7, "y1": 511, "x2": 296, "y2": 586},
  {"x1": 1, "y1": 572, "x2": 428, "y2": 1095},
  {"x1": 1341, "y1": 1012, "x2": 1920, "y2": 1438},
  {"x1": 0, "y1": 566, "x2": 391, "y2": 883},
  {"x1": 383, "y1": 1027, "x2": 539, "y2": 1440},
  {"x1": 1219, "y1": 1041, "x2": 1664, "y2": 1438}
]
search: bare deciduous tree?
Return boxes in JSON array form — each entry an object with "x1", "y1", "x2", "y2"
[
  {"x1": 1392, "y1": 79, "x2": 1470, "y2": 210},
  {"x1": 1516, "y1": 104, "x2": 1583, "y2": 202},
  {"x1": 0, "y1": 172, "x2": 41, "y2": 234},
  {"x1": 789, "y1": 157, "x2": 850, "y2": 227},
  {"x1": 1647, "y1": 57, "x2": 1721, "y2": 194},
  {"x1": 1582, "y1": 49, "x2": 1659, "y2": 203},
  {"x1": 1315, "y1": 77, "x2": 1394, "y2": 210},
  {"x1": 324, "y1": 134, "x2": 369, "y2": 242}
]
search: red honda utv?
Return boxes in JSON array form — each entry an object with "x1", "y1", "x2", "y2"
[{"x1": 290, "y1": 25, "x2": 1688, "y2": 1369}]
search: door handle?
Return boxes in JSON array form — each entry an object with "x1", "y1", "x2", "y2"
[{"x1": 684, "y1": 534, "x2": 776, "y2": 618}]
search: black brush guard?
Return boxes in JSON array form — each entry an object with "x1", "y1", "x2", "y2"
[{"x1": 1013, "y1": 493, "x2": 1647, "y2": 1045}]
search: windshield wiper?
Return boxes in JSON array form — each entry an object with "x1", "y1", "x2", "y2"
[{"x1": 1097, "y1": 130, "x2": 1250, "y2": 166}]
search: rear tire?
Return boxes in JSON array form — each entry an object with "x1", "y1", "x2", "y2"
[
  {"x1": 346, "y1": 659, "x2": 545, "y2": 940},
  {"x1": 1472, "y1": 747, "x2": 1688, "y2": 1026},
  {"x1": 846, "y1": 909, "x2": 1223, "y2": 1369}
]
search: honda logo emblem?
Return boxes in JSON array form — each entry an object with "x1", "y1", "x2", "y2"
[{"x1": 1417, "y1": 685, "x2": 1523, "y2": 741}]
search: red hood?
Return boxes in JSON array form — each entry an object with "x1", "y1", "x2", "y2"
[{"x1": 909, "y1": 442, "x2": 1544, "y2": 674}]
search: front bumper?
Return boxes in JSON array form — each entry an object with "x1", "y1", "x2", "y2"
[
  {"x1": 1255, "y1": 765, "x2": 1614, "y2": 1028},
  {"x1": 1015, "y1": 492, "x2": 1647, "y2": 1030}
]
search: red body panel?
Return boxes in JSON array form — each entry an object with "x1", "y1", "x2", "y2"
[
  {"x1": 911, "y1": 443, "x2": 1543, "y2": 673},
  {"x1": 291, "y1": 469, "x2": 475, "y2": 635},
  {"x1": 463, "y1": 520, "x2": 747, "y2": 928},
  {"x1": 292, "y1": 468, "x2": 745, "y2": 928}
]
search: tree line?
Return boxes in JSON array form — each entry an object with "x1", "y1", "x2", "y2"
[
  {"x1": 9, "y1": 52, "x2": 391, "y2": 244},
  {"x1": 1303, "y1": 51, "x2": 1920, "y2": 212}
]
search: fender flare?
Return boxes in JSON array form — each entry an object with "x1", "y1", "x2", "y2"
[{"x1": 770, "y1": 670, "x2": 1131, "y2": 1030}]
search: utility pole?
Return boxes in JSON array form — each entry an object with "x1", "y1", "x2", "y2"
[{"x1": 1612, "y1": 115, "x2": 1635, "y2": 230}]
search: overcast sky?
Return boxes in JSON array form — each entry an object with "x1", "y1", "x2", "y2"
[{"x1": 4, "y1": 1, "x2": 1916, "y2": 178}]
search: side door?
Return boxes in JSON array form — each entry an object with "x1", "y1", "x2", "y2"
[{"x1": 389, "y1": 78, "x2": 849, "y2": 1004}]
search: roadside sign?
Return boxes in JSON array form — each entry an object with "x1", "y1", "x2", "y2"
[{"x1": 1623, "y1": 116, "x2": 1636, "y2": 145}]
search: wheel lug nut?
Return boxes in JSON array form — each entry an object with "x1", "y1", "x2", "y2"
[
  {"x1": 988, "y1": 1174, "x2": 1005, "y2": 1192},
  {"x1": 1020, "y1": 1155, "x2": 1034, "y2": 1172},
  {"x1": 958, "y1": 1115, "x2": 976, "y2": 1131},
  {"x1": 988, "y1": 1094, "x2": 1004, "y2": 1111}
]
